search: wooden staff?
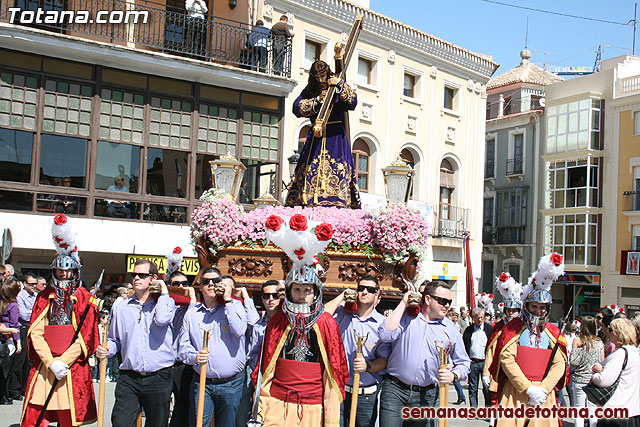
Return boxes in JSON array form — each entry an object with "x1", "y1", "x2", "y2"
[
  {"x1": 348, "y1": 332, "x2": 368, "y2": 427},
  {"x1": 135, "y1": 412, "x2": 142, "y2": 427},
  {"x1": 436, "y1": 341, "x2": 452, "y2": 427},
  {"x1": 97, "y1": 319, "x2": 110, "y2": 427},
  {"x1": 196, "y1": 329, "x2": 211, "y2": 427}
]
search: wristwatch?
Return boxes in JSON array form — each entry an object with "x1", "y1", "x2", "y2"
[{"x1": 224, "y1": 299, "x2": 233, "y2": 304}]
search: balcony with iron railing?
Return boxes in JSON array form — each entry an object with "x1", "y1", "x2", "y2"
[
  {"x1": 622, "y1": 190, "x2": 640, "y2": 213},
  {"x1": 496, "y1": 226, "x2": 526, "y2": 244},
  {"x1": 506, "y1": 157, "x2": 523, "y2": 176},
  {"x1": 0, "y1": 0, "x2": 292, "y2": 77},
  {"x1": 482, "y1": 224, "x2": 495, "y2": 244},
  {"x1": 433, "y1": 203, "x2": 469, "y2": 238}
]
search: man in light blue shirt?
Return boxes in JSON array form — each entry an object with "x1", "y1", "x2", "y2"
[
  {"x1": 178, "y1": 266, "x2": 247, "y2": 427},
  {"x1": 325, "y1": 275, "x2": 391, "y2": 427},
  {"x1": 96, "y1": 259, "x2": 176, "y2": 427},
  {"x1": 11, "y1": 272, "x2": 38, "y2": 400},
  {"x1": 378, "y1": 281, "x2": 470, "y2": 427}
]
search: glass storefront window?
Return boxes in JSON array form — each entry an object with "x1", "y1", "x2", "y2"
[
  {"x1": 146, "y1": 148, "x2": 188, "y2": 198},
  {"x1": 195, "y1": 153, "x2": 216, "y2": 199},
  {"x1": 36, "y1": 193, "x2": 86, "y2": 215},
  {"x1": 143, "y1": 204, "x2": 187, "y2": 223},
  {"x1": 39, "y1": 133, "x2": 87, "y2": 188},
  {"x1": 94, "y1": 198, "x2": 140, "y2": 219},
  {"x1": 95, "y1": 141, "x2": 141, "y2": 193},
  {"x1": 0, "y1": 190, "x2": 32, "y2": 211},
  {"x1": 0, "y1": 128, "x2": 33, "y2": 182}
]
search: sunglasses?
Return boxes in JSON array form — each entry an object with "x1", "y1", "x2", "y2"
[
  {"x1": 262, "y1": 293, "x2": 279, "y2": 300},
  {"x1": 171, "y1": 281, "x2": 189, "y2": 287},
  {"x1": 133, "y1": 272, "x2": 153, "y2": 279},
  {"x1": 25, "y1": 281, "x2": 38, "y2": 286},
  {"x1": 357, "y1": 285, "x2": 379, "y2": 294},
  {"x1": 429, "y1": 295, "x2": 453, "y2": 307},
  {"x1": 201, "y1": 277, "x2": 222, "y2": 285}
]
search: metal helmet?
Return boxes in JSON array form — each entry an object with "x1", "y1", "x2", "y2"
[
  {"x1": 503, "y1": 298, "x2": 523, "y2": 310},
  {"x1": 522, "y1": 289, "x2": 552, "y2": 329},
  {"x1": 282, "y1": 265, "x2": 324, "y2": 328},
  {"x1": 51, "y1": 254, "x2": 81, "y2": 289}
]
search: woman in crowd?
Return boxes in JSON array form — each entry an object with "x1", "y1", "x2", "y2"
[
  {"x1": 570, "y1": 316, "x2": 604, "y2": 427},
  {"x1": 0, "y1": 279, "x2": 21, "y2": 405},
  {"x1": 591, "y1": 318, "x2": 640, "y2": 427}
]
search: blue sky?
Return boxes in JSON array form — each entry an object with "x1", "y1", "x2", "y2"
[{"x1": 369, "y1": 0, "x2": 636, "y2": 76}]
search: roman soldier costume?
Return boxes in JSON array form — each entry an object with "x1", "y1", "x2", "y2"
[
  {"x1": 488, "y1": 254, "x2": 569, "y2": 427},
  {"x1": 21, "y1": 214, "x2": 99, "y2": 427},
  {"x1": 252, "y1": 214, "x2": 349, "y2": 426}
]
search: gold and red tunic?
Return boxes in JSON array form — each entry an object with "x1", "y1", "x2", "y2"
[
  {"x1": 252, "y1": 311, "x2": 349, "y2": 426},
  {"x1": 21, "y1": 286, "x2": 99, "y2": 427}
]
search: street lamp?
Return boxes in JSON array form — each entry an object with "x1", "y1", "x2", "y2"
[
  {"x1": 209, "y1": 151, "x2": 247, "y2": 202},
  {"x1": 382, "y1": 156, "x2": 415, "y2": 204},
  {"x1": 283, "y1": 151, "x2": 300, "y2": 190}
]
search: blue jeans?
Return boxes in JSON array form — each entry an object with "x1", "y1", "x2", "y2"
[
  {"x1": 340, "y1": 385, "x2": 380, "y2": 427},
  {"x1": 235, "y1": 365, "x2": 254, "y2": 427},
  {"x1": 468, "y1": 360, "x2": 489, "y2": 407},
  {"x1": 379, "y1": 375, "x2": 438, "y2": 427},
  {"x1": 453, "y1": 380, "x2": 465, "y2": 401},
  {"x1": 189, "y1": 372, "x2": 243, "y2": 427}
]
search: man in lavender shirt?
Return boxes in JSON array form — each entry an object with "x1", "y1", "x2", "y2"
[
  {"x1": 378, "y1": 281, "x2": 470, "y2": 427},
  {"x1": 10, "y1": 272, "x2": 38, "y2": 400},
  {"x1": 178, "y1": 266, "x2": 247, "y2": 427},
  {"x1": 96, "y1": 259, "x2": 176, "y2": 427},
  {"x1": 325, "y1": 275, "x2": 391, "y2": 427}
]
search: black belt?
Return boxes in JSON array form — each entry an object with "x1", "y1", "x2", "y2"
[
  {"x1": 123, "y1": 367, "x2": 172, "y2": 377},
  {"x1": 471, "y1": 358, "x2": 485, "y2": 363},
  {"x1": 204, "y1": 369, "x2": 243, "y2": 384},
  {"x1": 385, "y1": 374, "x2": 435, "y2": 392}
]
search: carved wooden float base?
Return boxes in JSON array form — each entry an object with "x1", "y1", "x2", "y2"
[{"x1": 195, "y1": 237, "x2": 419, "y2": 300}]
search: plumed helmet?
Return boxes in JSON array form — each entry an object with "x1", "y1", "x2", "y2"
[
  {"x1": 495, "y1": 272, "x2": 523, "y2": 310},
  {"x1": 50, "y1": 214, "x2": 81, "y2": 289}
]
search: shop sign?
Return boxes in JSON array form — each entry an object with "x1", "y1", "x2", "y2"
[{"x1": 126, "y1": 255, "x2": 200, "y2": 275}]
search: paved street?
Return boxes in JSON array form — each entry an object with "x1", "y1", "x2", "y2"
[{"x1": 0, "y1": 381, "x2": 577, "y2": 427}]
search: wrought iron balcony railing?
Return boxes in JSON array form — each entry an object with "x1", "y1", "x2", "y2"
[
  {"x1": 433, "y1": 203, "x2": 469, "y2": 238},
  {"x1": 1, "y1": 0, "x2": 292, "y2": 77},
  {"x1": 482, "y1": 224, "x2": 495, "y2": 244},
  {"x1": 506, "y1": 157, "x2": 523, "y2": 176},
  {"x1": 484, "y1": 160, "x2": 494, "y2": 179},
  {"x1": 623, "y1": 190, "x2": 640, "y2": 212}
]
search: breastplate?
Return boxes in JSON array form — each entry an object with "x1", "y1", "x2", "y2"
[{"x1": 49, "y1": 288, "x2": 74, "y2": 325}]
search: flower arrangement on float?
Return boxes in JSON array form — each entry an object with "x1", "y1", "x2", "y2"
[{"x1": 189, "y1": 192, "x2": 430, "y2": 270}]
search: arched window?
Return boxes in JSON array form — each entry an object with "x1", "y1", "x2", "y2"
[
  {"x1": 440, "y1": 159, "x2": 456, "y2": 220},
  {"x1": 352, "y1": 138, "x2": 370, "y2": 192},
  {"x1": 399, "y1": 148, "x2": 415, "y2": 199}
]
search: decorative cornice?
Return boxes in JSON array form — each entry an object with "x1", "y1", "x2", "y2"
[{"x1": 268, "y1": 0, "x2": 499, "y2": 80}]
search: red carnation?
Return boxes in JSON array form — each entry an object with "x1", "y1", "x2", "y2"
[
  {"x1": 59, "y1": 243, "x2": 68, "y2": 249},
  {"x1": 173, "y1": 247, "x2": 182, "y2": 254},
  {"x1": 53, "y1": 213, "x2": 67, "y2": 225},
  {"x1": 294, "y1": 248, "x2": 305, "y2": 260},
  {"x1": 54, "y1": 236, "x2": 63, "y2": 243},
  {"x1": 289, "y1": 214, "x2": 308, "y2": 231},
  {"x1": 550, "y1": 253, "x2": 563, "y2": 266},
  {"x1": 314, "y1": 223, "x2": 333, "y2": 241},
  {"x1": 620, "y1": 307, "x2": 625, "y2": 312},
  {"x1": 481, "y1": 292, "x2": 486, "y2": 296},
  {"x1": 489, "y1": 293, "x2": 494, "y2": 299},
  {"x1": 499, "y1": 273, "x2": 509, "y2": 282},
  {"x1": 265, "y1": 215, "x2": 284, "y2": 231}
]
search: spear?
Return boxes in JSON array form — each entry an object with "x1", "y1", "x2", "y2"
[{"x1": 97, "y1": 317, "x2": 110, "y2": 427}]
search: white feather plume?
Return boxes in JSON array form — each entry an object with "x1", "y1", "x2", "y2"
[
  {"x1": 51, "y1": 214, "x2": 79, "y2": 262},
  {"x1": 166, "y1": 247, "x2": 184, "y2": 276}
]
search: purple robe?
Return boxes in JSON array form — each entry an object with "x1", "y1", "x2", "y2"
[{"x1": 285, "y1": 81, "x2": 361, "y2": 209}]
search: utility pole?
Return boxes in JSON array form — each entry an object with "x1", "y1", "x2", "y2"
[{"x1": 634, "y1": 3, "x2": 637, "y2": 55}]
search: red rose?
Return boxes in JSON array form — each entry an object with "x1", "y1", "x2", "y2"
[
  {"x1": 265, "y1": 215, "x2": 284, "y2": 231},
  {"x1": 289, "y1": 214, "x2": 308, "y2": 231},
  {"x1": 550, "y1": 253, "x2": 563, "y2": 266},
  {"x1": 314, "y1": 223, "x2": 333, "y2": 241},
  {"x1": 173, "y1": 247, "x2": 182, "y2": 254},
  {"x1": 53, "y1": 213, "x2": 67, "y2": 225},
  {"x1": 489, "y1": 293, "x2": 494, "y2": 299},
  {"x1": 294, "y1": 248, "x2": 305, "y2": 260},
  {"x1": 620, "y1": 307, "x2": 625, "y2": 312},
  {"x1": 481, "y1": 292, "x2": 486, "y2": 296},
  {"x1": 499, "y1": 273, "x2": 509, "y2": 282},
  {"x1": 54, "y1": 236, "x2": 63, "y2": 243},
  {"x1": 59, "y1": 243, "x2": 68, "y2": 249}
]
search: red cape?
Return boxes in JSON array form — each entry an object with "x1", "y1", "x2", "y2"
[
  {"x1": 488, "y1": 318, "x2": 569, "y2": 401},
  {"x1": 487, "y1": 319, "x2": 506, "y2": 345},
  {"x1": 23, "y1": 286, "x2": 99, "y2": 425},
  {"x1": 251, "y1": 310, "x2": 349, "y2": 400}
]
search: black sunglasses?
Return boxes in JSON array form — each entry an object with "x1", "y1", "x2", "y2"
[
  {"x1": 133, "y1": 272, "x2": 153, "y2": 279},
  {"x1": 429, "y1": 295, "x2": 453, "y2": 307},
  {"x1": 262, "y1": 292, "x2": 279, "y2": 300},
  {"x1": 171, "y1": 280, "x2": 189, "y2": 287},
  {"x1": 201, "y1": 277, "x2": 222, "y2": 285},
  {"x1": 25, "y1": 281, "x2": 38, "y2": 286},
  {"x1": 357, "y1": 285, "x2": 379, "y2": 294}
]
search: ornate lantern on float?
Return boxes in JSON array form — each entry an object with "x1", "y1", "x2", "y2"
[
  {"x1": 382, "y1": 156, "x2": 415, "y2": 204},
  {"x1": 209, "y1": 151, "x2": 247, "y2": 202}
]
